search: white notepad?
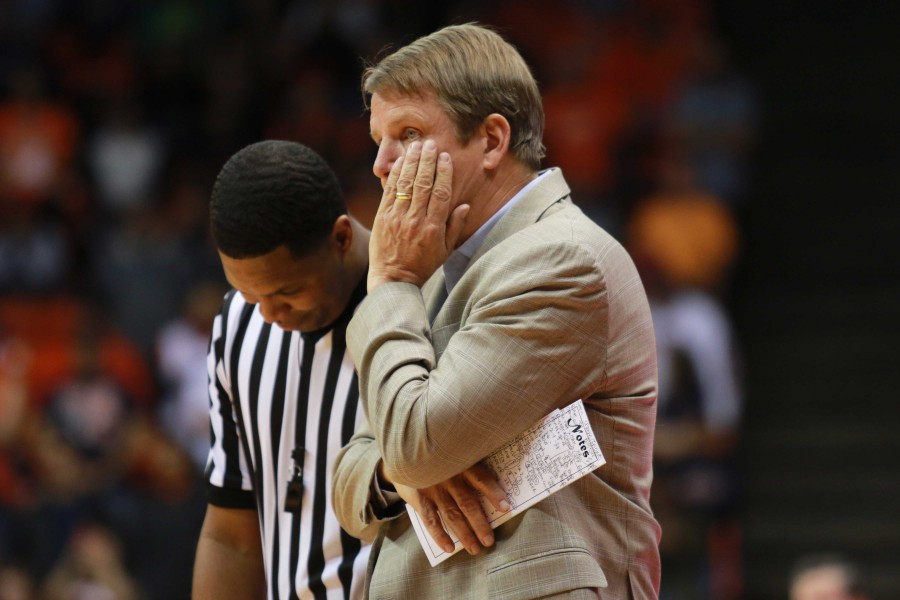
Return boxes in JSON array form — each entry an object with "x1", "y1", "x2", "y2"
[{"x1": 406, "y1": 399, "x2": 605, "y2": 566}]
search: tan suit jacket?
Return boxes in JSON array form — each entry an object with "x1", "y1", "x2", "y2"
[{"x1": 333, "y1": 169, "x2": 660, "y2": 599}]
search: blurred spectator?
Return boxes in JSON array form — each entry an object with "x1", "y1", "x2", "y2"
[
  {"x1": 86, "y1": 98, "x2": 165, "y2": 219},
  {"x1": 4, "y1": 297, "x2": 157, "y2": 412},
  {"x1": 41, "y1": 522, "x2": 140, "y2": 600},
  {"x1": 0, "y1": 66, "x2": 79, "y2": 207},
  {"x1": 279, "y1": 0, "x2": 387, "y2": 61},
  {"x1": 265, "y1": 64, "x2": 343, "y2": 158},
  {"x1": 0, "y1": 331, "x2": 34, "y2": 568},
  {"x1": 156, "y1": 279, "x2": 227, "y2": 470},
  {"x1": 41, "y1": 328, "x2": 134, "y2": 485},
  {"x1": 539, "y1": 14, "x2": 630, "y2": 213},
  {"x1": 629, "y1": 153, "x2": 739, "y2": 291},
  {"x1": 200, "y1": 33, "x2": 263, "y2": 160},
  {"x1": 663, "y1": 32, "x2": 759, "y2": 206},
  {"x1": 44, "y1": 25, "x2": 140, "y2": 118},
  {"x1": 343, "y1": 164, "x2": 381, "y2": 229},
  {"x1": 627, "y1": 177, "x2": 743, "y2": 600},
  {"x1": 0, "y1": 206, "x2": 71, "y2": 295},
  {"x1": 89, "y1": 195, "x2": 198, "y2": 360},
  {"x1": 790, "y1": 554, "x2": 871, "y2": 600},
  {"x1": 0, "y1": 563, "x2": 35, "y2": 600},
  {"x1": 88, "y1": 205, "x2": 184, "y2": 357},
  {"x1": 590, "y1": 2, "x2": 701, "y2": 118},
  {"x1": 20, "y1": 317, "x2": 137, "y2": 577},
  {"x1": 0, "y1": 330, "x2": 30, "y2": 444},
  {"x1": 115, "y1": 424, "x2": 205, "y2": 600},
  {"x1": 486, "y1": 0, "x2": 629, "y2": 228}
]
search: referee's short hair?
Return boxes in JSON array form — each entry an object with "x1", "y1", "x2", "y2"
[{"x1": 210, "y1": 140, "x2": 346, "y2": 259}]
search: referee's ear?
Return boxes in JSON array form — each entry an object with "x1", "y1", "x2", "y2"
[{"x1": 330, "y1": 215, "x2": 354, "y2": 256}]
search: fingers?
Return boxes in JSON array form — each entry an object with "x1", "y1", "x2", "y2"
[
  {"x1": 367, "y1": 138, "x2": 456, "y2": 289},
  {"x1": 426, "y1": 151, "x2": 453, "y2": 222},
  {"x1": 379, "y1": 155, "x2": 405, "y2": 213},
  {"x1": 411, "y1": 141, "x2": 438, "y2": 216},
  {"x1": 462, "y1": 462, "x2": 511, "y2": 513},
  {"x1": 413, "y1": 466, "x2": 508, "y2": 557},
  {"x1": 422, "y1": 483, "x2": 484, "y2": 556},
  {"x1": 442, "y1": 477, "x2": 496, "y2": 552},
  {"x1": 415, "y1": 491, "x2": 457, "y2": 554},
  {"x1": 388, "y1": 141, "x2": 448, "y2": 218},
  {"x1": 393, "y1": 141, "x2": 422, "y2": 212}
]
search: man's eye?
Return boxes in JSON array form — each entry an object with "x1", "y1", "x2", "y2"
[{"x1": 404, "y1": 129, "x2": 419, "y2": 140}]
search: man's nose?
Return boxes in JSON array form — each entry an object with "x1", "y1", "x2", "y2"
[
  {"x1": 257, "y1": 298, "x2": 288, "y2": 324},
  {"x1": 373, "y1": 140, "x2": 400, "y2": 183}
]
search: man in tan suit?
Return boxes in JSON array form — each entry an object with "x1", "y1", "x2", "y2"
[{"x1": 333, "y1": 23, "x2": 661, "y2": 599}]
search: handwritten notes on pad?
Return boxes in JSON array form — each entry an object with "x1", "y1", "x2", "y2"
[{"x1": 406, "y1": 399, "x2": 605, "y2": 566}]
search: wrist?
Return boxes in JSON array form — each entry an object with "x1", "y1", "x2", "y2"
[
  {"x1": 376, "y1": 460, "x2": 396, "y2": 492},
  {"x1": 367, "y1": 268, "x2": 425, "y2": 292}
]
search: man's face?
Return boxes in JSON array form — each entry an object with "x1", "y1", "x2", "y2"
[
  {"x1": 369, "y1": 90, "x2": 485, "y2": 209},
  {"x1": 220, "y1": 244, "x2": 348, "y2": 333},
  {"x1": 790, "y1": 567, "x2": 855, "y2": 600}
]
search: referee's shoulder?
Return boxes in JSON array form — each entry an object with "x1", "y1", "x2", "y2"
[
  {"x1": 221, "y1": 288, "x2": 241, "y2": 313},
  {"x1": 215, "y1": 288, "x2": 260, "y2": 338}
]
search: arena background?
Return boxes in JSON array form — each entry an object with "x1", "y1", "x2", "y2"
[{"x1": 0, "y1": 1, "x2": 897, "y2": 598}]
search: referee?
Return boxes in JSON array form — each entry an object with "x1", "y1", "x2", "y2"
[{"x1": 193, "y1": 141, "x2": 371, "y2": 599}]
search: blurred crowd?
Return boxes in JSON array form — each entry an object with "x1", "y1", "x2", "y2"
[{"x1": 0, "y1": 1, "x2": 758, "y2": 598}]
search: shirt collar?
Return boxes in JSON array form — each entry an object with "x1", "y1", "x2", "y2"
[{"x1": 443, "y1": 170, "x2": 550, "y2": 293}]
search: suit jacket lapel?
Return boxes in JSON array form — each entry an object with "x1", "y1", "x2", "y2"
[{"x1": 423, "y1": 269, "x2": 448, "y2": 324}]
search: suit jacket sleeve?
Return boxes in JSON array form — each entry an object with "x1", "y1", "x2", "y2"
[
  {"x1": 332, "y1": 416, "x2": 406, "y2": 542},
  {"x1": 346, "y1": 233, "x2": 612, "y2": 488}
]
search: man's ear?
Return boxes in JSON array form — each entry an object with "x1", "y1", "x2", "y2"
[
  {"x1": 331, "y1": 215, "x2": 353, "y2": 255},
  {"x1": 481, "y1": 113, "x2": 511, "y2": 170}
]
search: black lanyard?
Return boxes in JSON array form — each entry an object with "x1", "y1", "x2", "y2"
[{"x1": 285, "y1": 333, "x2": 317, "y2": 513}]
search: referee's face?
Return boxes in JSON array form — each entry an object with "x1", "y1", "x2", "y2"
[{"x1": 220, "y1": 244, "x2": 350, "y2": 332}]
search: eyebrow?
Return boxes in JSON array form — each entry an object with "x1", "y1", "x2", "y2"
[
  {"x1": 371, "y1": 107, "x2": 424, "y2": 142},
  {"x1": 274, "y1": 283, "x2": 303, "y2": 295}
]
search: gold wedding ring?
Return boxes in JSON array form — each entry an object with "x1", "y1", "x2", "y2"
[{"x1": 395, "y1": 192, "x2": 412, "y2": 201}]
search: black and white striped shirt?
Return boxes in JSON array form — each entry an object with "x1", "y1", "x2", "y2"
[{"x1": 205, "y1": 281, "x2": 369, "y2": 600}]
